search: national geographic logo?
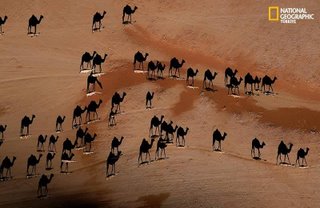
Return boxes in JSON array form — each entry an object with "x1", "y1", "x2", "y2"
[{"x1": 268, "y1": 6, "x2": 314, "y2": 24}]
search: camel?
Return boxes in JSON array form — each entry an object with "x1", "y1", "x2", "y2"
[
  {"x1": 27, "y1": 154, "x2": 42, "y2": 176},
  {"x1": 80, "y1": 51, "x2": 96, "y2": 71},
  {"x1": 146, "y1": 91, "x2": 154, "y2": 109},
  {"x1": 147, "y1": 61, "x2": 159, "y2": 79},
  {"x1": 55, "y1": 115, "x2": 65, "y2": 132},
  {"x1": 0, "y1": 16, "x2": 8, "y2": 34},
  {"x1": 122, "y1": 5, "x2": 138, "y2": 24},
  {"x1": 87, "y1": 72, "x2": 103, "y2": 93},
  {"x1": 176, "y1": 127, "x2": 189, "y2": 147},
  {"x1": 244, "y1": 73, "x2": 254, "y2": 94},
  {"x1": 84, "y1": 133, "x2": 97, "y2": 152},
  {"x1": 160, "y1": 120, "x2": 172, "y2": 136},
  {"x1": 108, "y1": 110, "x2": 117, "y2": 126},
  {"x1": 149, "y1": 115, "x2": 164, "y2": 136},
  {"x1": 86, "y1": 99, "x2": 102, "y2": 122},
  {"x1": 155, "y1": 137, "x2": 167, "y2": 160},
  {"x1": 37, "y1": 134, "x2": 47, "y2": 152},
  {"x1": 169, "y1": 57, "x2": 185, "y2": 78},
  {"x1": 261, "y1": 75, "x2": 277, "y2": 93},
  {"x1": 227, "y1": 76, "x2": 243, "y2": 95},
  {"x1": 133, "y1": 51, "x2": 148, "y2": 70},
  {"x1": 72, "y1": 105, "x2": 87, "y2": 128},
  {"x1": 186, "y1": 68, "x2": 199, "y2": 86},
  {"x1": 165, "y1": 124, "x2": 178, "y2": 143},
  {"x1": 92, "y1": 53, "x2": 108, "y2": 73},
  {"x1": 62, "y1": 138, "x2": 77, "y2": 154},
  {"x1": 111, "y1": 92, "x2": 126, "y2": 113},
  {"x1": 60, "y1": 153, "x2": 75, "y2": 173},
  {"x1": 212, "y1": 129, "x2": 227, "y2": 151},
  {"x1": 138, "y1": 138, "x2": 155, "y2": 164},
  {"x1": 20, "y1": 114, "x2": 35, "y2": 136},
  {"x1": 253, "y1": 76, "x2": 261, "y2": 91},
  {"x1": 111, "y1": 136, "x2": 124, "y2": 153},
  {"x1": 106, "y1": 151, "x2": 122, "y2": 176},
  {"x1": 46, "y1": 152, "x2": 55, "y2": 169},
  {"x1": 92, "y1": 11, "x2": 106, "y2": 32},
  {"x1": 28, "y1": 15, "x2": 43, "y2": 35},
  {"x1": 295, "y1": 147, "x2": 309, "y2": 167},
  {"x1": 224, "y1": 67, "x2": 238, "y2": 85},
  {"x1": 75, "y1": 127, "x2": 88, "y2": 148},
  {"x1": 251, "y1": 138, "x2": 266, "y2": 159},
  {"x1": 276, "y1": 141, "x2": 293, "y2": 165},
  {"x1": 0, "y1": 156, "x2": 16, "y2": 179},
  {"x1": 203, "y1": 69, "x2": 218, "y2": 90},
  {"x1": 0, "y1": 124, "x2": 7, "y2": 139},
  {"x1": 244, "y1": 74, "x2": 261, "y2": 94},
  {"x1": 37, "y1": 174, "x2": 54, "y2": 197},
  {"x1": 157, "y1": 62, "x2": 166, "y2": 78},
  {"x1": 48, "y1": 135, "x2": 59, "y2": 152}
]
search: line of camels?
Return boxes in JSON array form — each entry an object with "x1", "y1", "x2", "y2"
[
  {"x1": 0, "y1": 4, "x2": 138, "y2": 37},
  {"x1": 133, "y1": 51, "x2": 277, "y2": 95}
]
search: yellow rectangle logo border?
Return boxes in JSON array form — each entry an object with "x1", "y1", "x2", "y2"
[{"x1": 269, "y1": 6, "x2": 279, "y2": 21}]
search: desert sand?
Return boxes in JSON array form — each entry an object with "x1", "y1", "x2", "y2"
[{"x1": 0, "y1": 0, "x2": 319, "y2": 207}]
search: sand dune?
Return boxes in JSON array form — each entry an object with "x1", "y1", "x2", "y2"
[{"x1": 0, "y1": 0, "x2": 319, "y2": 207}]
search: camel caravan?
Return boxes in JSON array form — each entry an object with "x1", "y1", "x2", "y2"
[
  {"x1": 0, "y1": 3, "x2": 308, "y2": 199},
  {"x1": 132, "y1": 50, "x2": 277, "y2": 95}
]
